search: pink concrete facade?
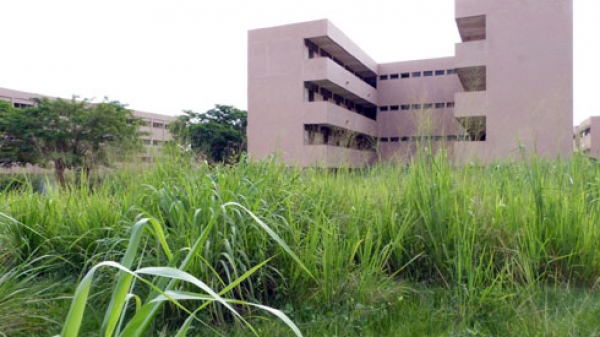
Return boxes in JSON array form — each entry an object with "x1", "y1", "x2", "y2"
[
  {"x1": 574, "y1": 117, "x2": 600, "y2": 158},
  {"x1": 0, "y1": 87, "x2": 176, "y2": 164},
  {"x1": 248, "y1": 0, "x2": 573, "y2": 167}
]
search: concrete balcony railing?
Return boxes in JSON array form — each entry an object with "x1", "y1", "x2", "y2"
[
  {"x1": 303, "y1": 57, "x2": 377, "y2": 105},
  {"x1": 455, "y1": 40, "x2": 487, "y2": 69},
  {"x1": 455, "y1": 0, "x2": 487, "y2": 19},
  {"x1": 454, "y1": 91, "x2": 488, "y2": 118},
  {"x1": 302, "y1": 145, "x2": 376, "y2": 168},
  {"x1": 303, "y1": 101, "x2": 378, "y2": 137}
]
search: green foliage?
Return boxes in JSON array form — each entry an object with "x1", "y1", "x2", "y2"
[
  {"x1": 0, "y1": 97, "x2": 145, "y2": 186},
  {"x1": 2, "y1": 149, "x2": 600, "y2": 335},
  {"x1": 169, "y1": 105, "x2": 246, "y2": 163}
]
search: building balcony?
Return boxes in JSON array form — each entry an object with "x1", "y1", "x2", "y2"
[
  {"x1": 455, "y1": 40, "x2": 487, "y2": 69},
  {"x1": 303, "y1": 57, "x2": 378, "y2": 106},
  {"x1": 303, "y1": 101, "x2": 378, "y2": 137},
  {"x1": 454, "y1": 91, "x2": 488, "y2": 118},
  {"x1": 455, "y1": 1, "x2": 487, "y2": 20},
  {"x1": 302, "y1": 145, "x2": 376, "y2": 168}
]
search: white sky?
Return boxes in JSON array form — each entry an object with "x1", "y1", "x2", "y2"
[{"x1": 1, "y1": 1, "x2": 598, "y2": 125}]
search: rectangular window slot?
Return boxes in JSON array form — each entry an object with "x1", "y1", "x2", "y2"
[
  {"x1": 380, "y1": 106, "x2": 389, "y2": 111},
  {"x1": 412, "y1": 72, "x2": 422, "y2": 78},
  {"x1": 446, "y1": 102, "x2": 455, "y2": 108},
  {"x1": 390, "y1": 74, "x2": 399, "y2": 79},
  {"x1": 447, "y1": 69, "x2": 457, "y2": 75},
  {"x1": 390, "y1": 137, "x2": 400, "y2": 142},
  {"x1": 390, "y1": 105, "x2": 399, "y2": 111},
  {"x1": 379, "y1": 75, "x2": 388, "y2": 80},
  {"x1": 435, "y1": 103, "x2": 445, "y2": 109},
  {"x1": 423, "y1": 103, "x2": 433, "y2": 109},
  {"x1": 412, "y1": 104, "x2": 422, "y2": 110},
  {"x1": 435, "y1": 70, "x2": 445, "y2": 76},
  {"x1": 401, "y1": 73, "x2": 410, "y2": 78},
  {"x1": 424, "y1": 71, "x2": 433, "y2": 77},
  {"x1": 381, "y1": 137, "x2": 389, "y2": 142},
  {"x1": 401, "y1": 104, "x2": 410, "y2": 110}
]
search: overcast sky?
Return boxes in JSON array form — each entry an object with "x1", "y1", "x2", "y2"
[{"x1": 1, "y1": 1, "x2": 598, "y2": 124}]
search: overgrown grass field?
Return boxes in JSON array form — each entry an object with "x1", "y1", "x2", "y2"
[{"x1": 1, "y1": 150, "x2": 600, "y2": 336}]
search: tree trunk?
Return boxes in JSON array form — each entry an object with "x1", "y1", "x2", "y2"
[{"x1": 54, "y1": 159, "x2": 66, "y2": 188}]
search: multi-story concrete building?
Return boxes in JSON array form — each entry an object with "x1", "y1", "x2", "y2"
[
  {"x1": 248, "y1": 0, "x2": 573, "y2": 167},
  {"x1": 0, "y1": 87, "x2": 175, "y2": 164},
  {"x1": 574, "y1": 116, "x2": 600, "y2": 158}
]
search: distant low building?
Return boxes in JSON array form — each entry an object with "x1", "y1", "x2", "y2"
[
  {"x1": 574, "y1": 116, "x2": 600, "y2": 158},
  {"x1": 0, "y1": 87, "x2": 176, "y2": 167}
]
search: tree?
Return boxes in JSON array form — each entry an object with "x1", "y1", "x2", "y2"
[
  {"x1": 169, "y1": 105, "x2": 247, "y2": 163},
  {"x1": 0, "y1": 97, "x2": 146, "y2": 187}
]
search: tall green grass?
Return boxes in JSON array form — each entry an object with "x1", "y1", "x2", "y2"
[{"x1": 1, "y1": 148, "x2": 600, "y2": 335}]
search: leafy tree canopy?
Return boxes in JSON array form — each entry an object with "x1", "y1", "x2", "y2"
[
  {"x1": 169, "y1": 105, "x2": 247, "y2": 163},
  {"x1": 0, "y1": 97, "x2": 146, "y2": 186}
]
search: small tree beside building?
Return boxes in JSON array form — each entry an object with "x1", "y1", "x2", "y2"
[
  {"x1": 169, "y1": 105, "x2": 247, "y2": 163},
  {"x1": 0, "y1": 97, "x2": 146, "y2": 186}
]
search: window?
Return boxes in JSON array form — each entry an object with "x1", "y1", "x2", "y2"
[
  {"x1": 423, "y1": 103, "x2": 433, "y2": 109},
  {"x1": 446, "y1": 102, "x2": 455, "y2": 108},
  {"x1": 390, "y1": 73, "x2": 399, "y2": 79},
  {"x1": 412, "y1": 104, "x2": 422, "y2": 110},
  {"x1": 401, "y1": 137, "x2": 410, "y2": 142},
  {"x1": 380, "y1": 106, "x2": 389, "y2": 112},
  {"x1": 390, "y1": 137, "x2": 400, "y2": 142},
  {"x1": 435, "y1": 70, "x2": 445, "y2": 76},
  {"x1": 153, "y1": 122, "x2": 164, "y2": 129},
  {"x1": 13, "y1": 103, "x2": 33, "y2": 108},
  {"x1": 447, "y1": 69, "x2": 457, "y2": 75},
  {"x1": 423, "y1": 71, "x2": 433, "y2": 77},
  {"x1": 380, "y1": 137, "x2": 389, "y2": 142},
  {"x1": 412, "y1": 71, "x2": 421, "y2": 78},
  {"x1": 457, "y1": 116, "x2": 486, "y2": 141},
  {"x1": 401, "y1": 73, "x2": 410, "y2": 79},
  {"x1": 379, "y1": 75, "x2": 389, "y2": 80},
  {"x1": 401, "y1": 104, "x2": 410, "y2": 111},
  {"x1": 390, "y1": 105, "x2": 399, "y2": 111},
  {"x1": 435, "y1": 103, "x2": 445, "y2": 109}
]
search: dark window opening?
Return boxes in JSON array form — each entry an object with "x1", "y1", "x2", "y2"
[
  {"x1": 305, "y1": 39, "x2": 377, "y2": 89},
  {"x1": 379, "y1": 75, "x2": 389, "y2": 81},
  {"x1": 412, "y1": 72, "x2": 422, "y2": 78},
  {"x1": 401, "y1": 104, "x2": 410, "y2": 111},
  {"x1": 401, "y1": 73, "x2": 410, "y2": 78},
  {"x1": 390, "y1": 137, "x2": 400, "y2": 142},
  {"x1": 423, "y1": 103, "x2": 433, "y2": 109},
  {"x1": 412, "y1": 104, "x2": 422, "y2": 110},
  {"x1": 381, "y1": 137, "x2": 389, "y2": 142},
  {"x1": 457, "y1": 116, "x2": 486, "y2": 142},
  {"x1": 447, "y1": 69, "x2": 457, "y2": 75},
  {"x1": 13, "y1": 102, "x2": 34, "y2": 109},
  {"x1": 380, "y1": 106, "x2": 389, "y2": 111},
  {"x1": 390, "y1": 73, "x2": 399, "y2": 79},
  {"x1": 435, "y1": 70, "x2": 445, "y2": 76},
  {"x1": 365, "y1": 76, "x2": 377, "y2": 88},
  {"x1": 390, "y1": 105, "x2": 399, "y2": 111},
  {"x1": 446, "y1": 102, "x2": 455, "y2": 108},
  {"x1": 305, "y1": 39, "x2": 319, "y2": 59},
  {"x1": 304, "y1": 124, "x2": 376, "y2": 151},
  {"x1": 424, "y1": 71, "x2": 433, "y2": 77},
  {"x1": 435, "y1": 103, "x2": 445, "y2": 109}
]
